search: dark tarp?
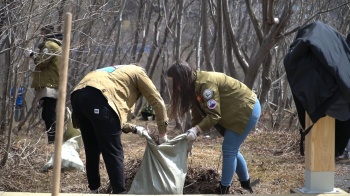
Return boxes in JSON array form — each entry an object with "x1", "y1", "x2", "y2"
[{"x1": 284, "y1": 21, "x2": 350, "y2": 156}]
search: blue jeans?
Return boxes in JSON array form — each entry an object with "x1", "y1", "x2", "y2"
[{"x1": 221, "y1": 100, "x2": 261, "y2": 186}]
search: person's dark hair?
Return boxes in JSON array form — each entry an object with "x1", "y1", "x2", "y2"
[
  {"x1": 40, "y1": 25, "x2": 63, "y2": 41},
  {"x1": 166, "y1": 60, "x2": 196, "y2": 119},
  {"x1": 40, "y1": 25, "x2": 55, "y2": 35}
]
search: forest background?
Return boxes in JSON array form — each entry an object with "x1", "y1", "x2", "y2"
[{"x1": 0, "y1": 0, "x2": 350, "y2": 194}]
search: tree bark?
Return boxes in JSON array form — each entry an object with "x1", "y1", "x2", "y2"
[
  {"x1": 214, "y1": 0, "x2": 224, "y2": 72},
  {"x1": 201, "y1": 0, "x2": 214, "y2": 71},
  {"x1": 174, "y1": 0, "x2": 184, "y2": 60},
  {"x1": 111, "y1": 0, "x2": 127, "y2": 66},
  {"x1": 0, "y1": 33, "x2": 11, "y2": 166}
]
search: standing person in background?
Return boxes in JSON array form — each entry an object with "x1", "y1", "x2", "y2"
[
  {"x1": 29, "y1": 25, "x2": 62, "y2": 144},
  {"x1": 166, "y1": 60, "x2": 261, "y2": 194},
  {"x1": 10, "y1": 87, "x2": 25, "y2": 122},
  {"x1": 70, "y1": 64, "x2": 168, "y2": 194}
]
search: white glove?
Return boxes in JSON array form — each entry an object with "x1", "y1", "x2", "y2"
[
  {"x1": 186, "y1": 127, "x2": 198, "y2": 141},
  {"x1": 159, "y1": 135, "x2": 168, "y2": 144},
  {"x1": 24, "y1": 48, "x2": 34, "y2": 58},
  {"x1": 135, "y1": 126, "x2": 147, "y2": 137}
]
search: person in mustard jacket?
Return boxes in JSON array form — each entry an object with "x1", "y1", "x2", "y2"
[
  {"x1": 166, "y1": 60, "x2": 261, "y2": 194},
  {"x1": 70, "y1": 64, "x2": 168, "y2": 194},
  {"x1": 30, "y1": 25, "x2": 62, "y2": 144}
]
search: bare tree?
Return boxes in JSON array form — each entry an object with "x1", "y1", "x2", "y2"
[{"x1": 2, "y1": 0, "x2": 350, "y2": 166}]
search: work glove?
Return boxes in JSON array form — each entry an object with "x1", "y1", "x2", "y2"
[
  {"x1": 121, "y1": 123, "x2": 136, "y2": 134},
  {"x1": 135, "y1": 126, "x2": 148, "y2": 137},
  {"x1": 186, "y1": 125, "x2": 202, "y2": 141},
  {"x1": 159, "y1": 135, "x2": 168, "y2": 144}
]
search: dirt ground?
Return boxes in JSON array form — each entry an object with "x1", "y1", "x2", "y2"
[{"x1": 0, "y1": 117, "x2": 349, "y2": 194}]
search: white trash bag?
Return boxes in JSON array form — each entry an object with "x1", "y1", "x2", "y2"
[
  {"x1": 42, "y1": 135, "x2": 84, "y2": 172},
  {"x1": 128, "y1": 133, "x2": 188, "y2": 194}
]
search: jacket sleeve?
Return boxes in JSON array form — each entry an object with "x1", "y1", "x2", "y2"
[
  {"x1": 136, "y1": 70, "x2": 168, "y2": 134},
  {"x1": 196, "y1": 83, "x2": 222, "y2": 131},
  {"x1": 34, "y1": 41, "x2": 61, "y2": 69}
]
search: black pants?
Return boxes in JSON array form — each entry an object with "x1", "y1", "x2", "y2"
[
  {"x1": 41, "y1": 97, "x2": 57, "y2": 143},
  {"x1": 71, "y1": 87, "x2": 126, "y2": 194},
  {"x1": 335, "y1": 119, "x2": 350, "y2": 156}
]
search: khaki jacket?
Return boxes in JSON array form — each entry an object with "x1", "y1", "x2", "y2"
[
  {"x1": 31, "y1": 38, "x2": 62, "y2": 89},
  {"x1": 191, "y1": 71, "x2": 256, "y2": 135},
  {"x1": 72, "y1": 65, "x2": 168, "y2": 134}
]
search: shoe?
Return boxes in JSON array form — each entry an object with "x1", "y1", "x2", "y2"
[
  {"x1": 337, "y1": 150, "x2": 349, "y2": 159},
  {"x1": 240, "y1": 178, "x2": 253, "y2": 193},
  {"x1": 89, "y1": 189, "x2": 99, "y2": 194},
  {"x1": 214, "y1": 182, "x2": 230, "y2": 194}
]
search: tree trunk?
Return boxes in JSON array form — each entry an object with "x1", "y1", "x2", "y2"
[
  {"x1": 131, "y1": 0, "x2": 144, "y2": 62},
  {"x1": 174, "y1": 0, "x2": 184, "y2": 60},
  {"x1": 224, "y1": 0, "x2": 249, "y2": 75},
  {"x1": 0, "y1": 33, "x2": 11, "y2": 166},
  {"x1": 259, "y1": 53, "x2": 272, "y2": 109},
  {"x1": 136, "y1": 1, "x2": 153, "y2": 62},
  {"x1": 201, "y1": 0, "x2": 214, "y2": 71},
  {"x1": 0, "y1": 34, "x2": 11, "y2": 135},
  {"x1": 214, "y1": 0, "x2": 224, "y2": 72},
  {"x1": 111, "y1": 0, "x2": 126, "y2": 66}
]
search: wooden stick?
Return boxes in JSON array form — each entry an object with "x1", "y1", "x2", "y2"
[{"x1": 51, "y1": 12, "x2": 72, "y2": 196}]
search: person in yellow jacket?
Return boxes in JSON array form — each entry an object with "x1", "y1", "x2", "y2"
[
  {"x1": 166, "y1": 60, "x2": 261, "y2": 194},
  {"x1": 30, "y1": 25, "x2": 62, "y2": 144},
  {"x1": 70, "y1": 64, "x2": 168, "y2": 194}
]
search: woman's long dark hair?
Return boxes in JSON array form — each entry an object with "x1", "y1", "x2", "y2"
[{"x1": 166, "y1": 60, "x2": 196, "y2": 119}]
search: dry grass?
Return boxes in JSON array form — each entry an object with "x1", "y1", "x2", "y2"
[{"x1": 0, "y1": 117, "x2": 349, "y2": 194}]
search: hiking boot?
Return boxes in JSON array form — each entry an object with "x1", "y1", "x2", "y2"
[
  {"x1": 240, "y1": 178, "x2": 253, "y2": 193},
  {"x1": 214, "y1": 182, "x2": 230, "y2": 194}
]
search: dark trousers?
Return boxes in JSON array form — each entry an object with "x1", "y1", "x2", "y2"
[
  {"x1": 14, "y1": 105, "x2": 23, "y2": 122},
  {"x1": 41, "y1": 97, "x2": 57, "y2": 143},
  {"x1": 335, "y1": 119, "x2": 350, "y2": 156},
  {"x1": 71, "y1": 87, "x2": 126, "y2": 194}
]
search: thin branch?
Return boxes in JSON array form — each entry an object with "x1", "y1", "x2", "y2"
[{"x1": 283, "y1": 1, "x2": 350, "y2": 37}]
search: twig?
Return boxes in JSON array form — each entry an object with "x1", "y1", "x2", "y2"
[{"x1": 184, "y1": 182, "x2": 196, "y2": 189}]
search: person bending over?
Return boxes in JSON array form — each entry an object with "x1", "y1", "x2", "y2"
[
  {"x1": 71, "y1": 64, "x2": 168, "y2": 194},
  {"x1": 166, "y1": 60, "x2": 261, "y2": 194}
]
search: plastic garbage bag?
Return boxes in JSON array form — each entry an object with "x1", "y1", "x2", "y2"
[
  {"x1": 64, "y1": 107, "x2": 82, "y2": 149},
  {"x1": 128, "y1": 133, "x2": 188, "y2": 194},
  {"x1": 42, "y1": 136, "x2": 85, "y2": 172}
]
